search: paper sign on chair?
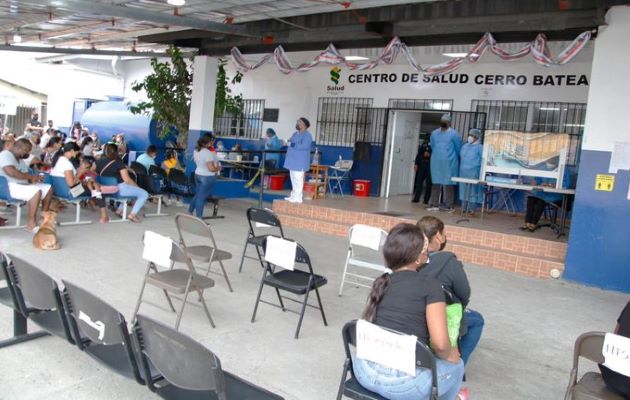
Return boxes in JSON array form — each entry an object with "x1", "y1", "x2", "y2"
[
  {"x1": 264, "y1": 236, "x2": 297, "y2": 271},
  {"x1": 142, "y1": 231, "x2": 174, "y2": 268},
  {"x1": 356, "y1": 319, "x2": 417, "y2": 376},
  {"x1": 350, "y1": 225, "x2": 383, "y2": 251},
  {"x1": 603, "y1": 333, "x2": 630, "y2": 377}
]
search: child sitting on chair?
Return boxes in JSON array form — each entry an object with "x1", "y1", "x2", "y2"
[
  {"x1": 78, "y1": 156, "x2": 103, "y2": 199},
  {"x1": 162, "y1": 150, "x2": 184, "y2": 207}
]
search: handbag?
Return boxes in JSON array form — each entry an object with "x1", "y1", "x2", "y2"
[
  {"x1": 69, "y1": 184, "x2": 85, "y2": 198},
  {"x1": 99, "y1": 159, "x2": 120, "y2": 194}
]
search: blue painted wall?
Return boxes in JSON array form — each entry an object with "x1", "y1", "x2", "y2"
[{"x1": 564, "y1": 150, "x2": 630, "y2": 292}]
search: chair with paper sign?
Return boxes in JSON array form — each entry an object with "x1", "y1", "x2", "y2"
[
  {"x1": 251, "y1": 236, "x2": 327, "y2": 339},
  {"x1": 62, "y1": 280, "x2": 145, "y2": 384},
  {"x1": 564, "y1": 331, "x2": 627, "y2": 400},
  {"x1": 238, "y1": 207, "x2": 286, "y2": 273},
  {"x1": 131, "y1": 231, "x2": 217, "y2": 330},
  {"x1": 339, "y1": 224, "x2": 388, "y2": 296},
  {"x1": 337, "y1": 319, "x2": 438, "y2": 400}
]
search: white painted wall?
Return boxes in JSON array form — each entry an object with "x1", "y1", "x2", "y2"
[
  {"x1": 581, "y1": 5, "x2": 630, "y2": 152},
  {"x1": 229, "y1": 57, "x2": 592, "y2": 142},
  {"x1": 0, "y1": 51, "x2": 124, "y2": 128},
  {"x1": 0, "y1": 80, "x2": 45, "y2": 108}
]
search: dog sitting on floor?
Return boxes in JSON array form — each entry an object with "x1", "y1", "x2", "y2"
[{"x1": 32, "y1": 211, "x2": 61, "y2": 250}]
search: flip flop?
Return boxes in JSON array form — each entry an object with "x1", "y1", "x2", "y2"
[{"x1": 127, "y1": 214, "x2": 140, "y2": 223}]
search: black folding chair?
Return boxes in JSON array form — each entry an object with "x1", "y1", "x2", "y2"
[
  {"x1": 6, "y1": 255, "x2": 74, "y2": 344},
  {"x1": 337, "y1": 320, "x2": 438, "y2": 400},
  {"x1": 238, "y1": 207, "x2": 285, "y2": 273},
  {"x1": 130, "y1": 161, "x2": 167, "y2": 217},
  {"x1": 251, "y1": 237, "x2": 327, "y2": 339},
  {"x1": 133, "y1": 314, "x2": 285, "y2": 400},
  {"x1": 62, "y1": 280, "x2": 145, "y2": 384},
  {"x1": 0, "y1": 253, "x2": 49, "y2": 348}
]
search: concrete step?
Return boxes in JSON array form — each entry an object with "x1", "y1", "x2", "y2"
[{"x1": 272, "y1": 199, "x2": 567, "y2": 279}]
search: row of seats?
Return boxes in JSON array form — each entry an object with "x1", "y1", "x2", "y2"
[{"x1": 0, "y1": 252, "x2": 285, "y2": 399}]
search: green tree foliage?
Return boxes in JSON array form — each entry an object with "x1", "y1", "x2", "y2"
[
  {"x1": 215, "y1": 58, "x2": 243, "y2": 119},
  {"x1": 130, "y1": 46, "x2": 194, "y2": 143}
]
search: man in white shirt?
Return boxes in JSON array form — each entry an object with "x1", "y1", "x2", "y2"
[{"x1": 0, "y1": 138, "x2": 53, "y2": 231}]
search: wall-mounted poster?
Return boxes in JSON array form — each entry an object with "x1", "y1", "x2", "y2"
[{"x1": 480, "y1": 130, "x2": 569, "y2": 188}]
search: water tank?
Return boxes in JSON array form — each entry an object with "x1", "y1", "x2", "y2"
[{"x1": 80, "y1": 100, "x2": 178, "y2": 152}]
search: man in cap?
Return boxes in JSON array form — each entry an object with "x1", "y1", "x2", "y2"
[{"x1": 427, "y1": 113, "x2": 462, "y2": 212}]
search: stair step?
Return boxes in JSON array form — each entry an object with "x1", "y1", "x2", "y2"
[{"x1": 273, "y1": 200, "x2": 567, "y2": 279}]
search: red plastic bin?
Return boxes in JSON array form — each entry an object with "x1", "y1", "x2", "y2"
[
  {"x1": 353, "y1": 179, "x2": 371, "y2": 197},
  {"x1": 269, "y1": 175, "x2": 287, "y2": 190}
]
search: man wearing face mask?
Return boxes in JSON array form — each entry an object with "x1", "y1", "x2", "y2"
[
  {"x1": 428, "y1": 114, "x2": 462, "y2": 212},
  {"x1": 0, "y1": 138, "x2": 53, "y2": 231},
  {"x1": 417, "y1": 215, "x2": 484, "y2": 366},
  {"x1": 283, "y1": 117, "x2": 313, "y2": 203},
  {"x1": 458, "y1": 128, "x2": 483, "y2": 216}
]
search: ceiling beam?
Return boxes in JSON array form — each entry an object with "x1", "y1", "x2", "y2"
[
  {"x1": 0, "y1": 44, "x2": 168, "y2": 57},
  {"x1": 33, "y1": 0, "x2": 258, "y2": 38}
]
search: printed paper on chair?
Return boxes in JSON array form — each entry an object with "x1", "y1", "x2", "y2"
[
  {"x1": 142, "y1": 230, "x2": 173, "y2": 268},
  {"x1": 356, "y1": 319, "x2": 417, "y2": 377},
  {"x1": 264, "y1": 236, "x2": 297, "y2": 271},
  {"x1": 602, "y1": 333, "x2": 630, "y2": 378}
]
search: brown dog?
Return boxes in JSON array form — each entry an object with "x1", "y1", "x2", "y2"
[{"x1": 32, "y1": 211, "x2": 61, "y2": 250}]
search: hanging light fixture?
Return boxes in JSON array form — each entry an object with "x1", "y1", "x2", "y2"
[{"x1": 167, "y1": 0, "x2": 186, "y2": 6}]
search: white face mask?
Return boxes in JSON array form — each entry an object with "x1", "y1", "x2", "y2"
[{"x1": 467, "y1": 136, "x2": 475, "y2": 144}]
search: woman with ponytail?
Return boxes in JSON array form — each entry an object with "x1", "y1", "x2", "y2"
[{"x1": 353, "y1": 223, "x2": 466, "y2": 400}]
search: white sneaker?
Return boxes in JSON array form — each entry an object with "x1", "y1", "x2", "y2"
[
  {"x1": 288, "y1": 197, "x2": 303, "y2": 204},
  {"x1": 426, "y1": 206, "x2": 440, "y2": 212},
  {"x1": 284, "y1": 197, "x2": 294, "y2": 201}
]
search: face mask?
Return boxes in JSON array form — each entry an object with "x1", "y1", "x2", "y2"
[
  {"x1": 439, "y1": 122, "x2": 448, "y2": 129},
  {"x1": 467, "y1": 136, "x2": 475, "y2": 144},
  {"x1": 439, "y1": 237, "x2": 447, "y2": 251}
]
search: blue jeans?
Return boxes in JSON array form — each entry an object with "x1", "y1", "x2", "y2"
[
  {"x1": 353, "y1": 357, "x2": 464, "y2": 400},
  {"x1": 117, "y1": 183, "x2": 149, "y2": 215},
  {"x1": 189, "y1": 174, "x2": 216, "y2": 218},
  {"x1": 460, "y1": 309, "x2": 484, "y2": 365}
]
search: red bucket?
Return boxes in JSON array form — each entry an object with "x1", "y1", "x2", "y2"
[
  {"x1": 353, "y1": 179, "x2": 371, "y2": 197},
  {"x1": 269, "y1": 175, "x2": 286, "y2": 190}
]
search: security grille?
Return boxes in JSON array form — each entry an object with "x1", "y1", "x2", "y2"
[
  {"x1": 471, "y1": 99, "x2": 586, "y2": 166},
  {"x1": 316, "y1": 97, "x2": 374, "y2": 146},
  {"x1": 388, "y1": 98, "x2": 453, "y2": 111},
  {"x1": 5, "y1": 105, "x2": 37, "y2": 134},
  {"x1": 214, "y1": 99, "x2": 265, "y2": 139}
]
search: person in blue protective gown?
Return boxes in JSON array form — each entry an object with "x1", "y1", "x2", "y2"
[
  {"x1": 458, "y1": 128, "x2": 483, "y2": 216},
  {"x1": 428, "y1": 113, "x2": 462, "y2": 212},
  {"x1": 263, "y1": 128, "x2": 283, "y2": 169},
  {"x1": 283, "y1": 117, "x2": 313, "y2": 203}
]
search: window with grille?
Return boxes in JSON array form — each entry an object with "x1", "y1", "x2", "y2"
[
  {"x1": 471, "y1": 100, "x2": 586, "y2": 166},
  {"x1": 214, "y1": 99, "x2": 264, "y2": 139},
  {"x1": 316, "y1": 97, "x2": 373, "y2": 146},
  {"x1": 388, "y1": 99, "x2": 453, "y2": 111}
]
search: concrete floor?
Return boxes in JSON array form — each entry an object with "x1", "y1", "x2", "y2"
[{"x1": 0, "y1": 199, "x2": 626, "y2": 400}]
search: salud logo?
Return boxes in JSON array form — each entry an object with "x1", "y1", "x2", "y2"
[
  {"x1": 330, "y1": 66, "x2": 341, "y2": 85},
  {"x1": 327, "y1": 66, "x2": 344, "y2": 94}
]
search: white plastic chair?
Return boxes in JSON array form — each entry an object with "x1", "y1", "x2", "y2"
[
  {"x1": 338, "y1": 224, "x2": 388, "y2": 296},
  {"x1": 328, "y1": 160, "x2": 353, "y2": 197}
]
